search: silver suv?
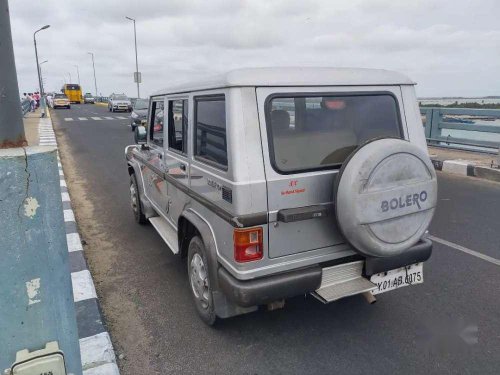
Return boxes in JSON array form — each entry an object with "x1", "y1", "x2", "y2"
[
  {"x1": 125, "y1": 68, "x2": 437, "y2": 325},
  {"x1": 108, "y1": 93, "x2": 132, "y2": 112}
]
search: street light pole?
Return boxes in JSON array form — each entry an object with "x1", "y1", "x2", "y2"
[
  {"x1": 34, "y1": 25, "x2": 50, "y2": 117},
  {"x1": 126, "y1": 16, "x2": 140, "y2": 98},
  {"x1": 73, "y1": 64, "x2": 80, "y2": 85},
  {"x1": 87, "y1": 52, "x2": 98, "y2": 97},
  {"x1": 67, "y1": 72, "x2": 72, "y2": 83},
  {"x1": 40, "y1": 60, "x2": 48, "y2": 95}
]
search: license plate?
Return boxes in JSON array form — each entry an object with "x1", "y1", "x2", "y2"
[{"x1": 370, "y1": 263, "x2": 423, "y2": 295}]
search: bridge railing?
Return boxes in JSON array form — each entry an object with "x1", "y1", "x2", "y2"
[
  {"x1": 21, "y1": 98, "x2": 31, "y2": 116},
  {"x1": 421, "y1": 107, "x2": 500, "y2": 154}
]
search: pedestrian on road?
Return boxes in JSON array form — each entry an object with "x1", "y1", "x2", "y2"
[
  {"x1": 34, "y1": 92, "x2": 40, "y2": 108},
  {"x1": 28, "y1": 93, "x2": 36, "y2": 112}
]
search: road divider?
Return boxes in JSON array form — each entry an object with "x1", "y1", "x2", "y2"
[{"x1": 39, "y1": 111, "x2": 120, "y2": 375}]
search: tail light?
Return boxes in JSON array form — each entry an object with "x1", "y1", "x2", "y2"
[{"x1": 234, "y1": 227, "x2": 263, "y2": 263}]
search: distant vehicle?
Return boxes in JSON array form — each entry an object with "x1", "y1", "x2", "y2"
[
  {"x1": 83, "y1": 93, "x2": 95, "y2": 104},
  {"x1": 61, "y1": 84, "x2": 83, "y2": 104},
  {"x1": 53, "y1": 93, "x2": 71, "y2": 109},
  {"x1": 130, "y1": 98, "x2": 149, "y2": 131},
  {"x1": 108, "y1": 94, "x2": 132, "y2": 112}
]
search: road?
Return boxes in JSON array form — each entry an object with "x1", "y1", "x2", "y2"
[{"x1": 52, "y1": 104, "x2": 500, "y2": 375}]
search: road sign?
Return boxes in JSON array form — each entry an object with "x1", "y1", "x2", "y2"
[{"x1": 134, "y1": 72, "x2": 141, "y2": 83}]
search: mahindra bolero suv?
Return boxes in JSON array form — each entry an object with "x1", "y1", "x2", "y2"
[{"x1": 125, "y1": 68, "x2": 437, "y2": 325}]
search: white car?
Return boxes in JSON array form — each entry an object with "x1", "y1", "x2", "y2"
[{"x1": 108, "y1": 94, "x2": 132, "y2": 112}]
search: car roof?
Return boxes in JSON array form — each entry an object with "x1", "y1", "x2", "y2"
[{"x1": 152, "y1": 67, "x2": 414, "y2": 96}]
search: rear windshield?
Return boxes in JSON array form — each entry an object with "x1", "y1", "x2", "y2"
[
  {"x1": 66, "y1": 84, "x2": 80, "y2": 90},
  {"x1": 266, "y1": 93, "x2": 401, "y2": 173},
  {"x1": 134, "y1": 99, "x2": 149, "y2": 110},
  {"x1": 55, "y1": 94, "x2": 67, "y2": 99}
]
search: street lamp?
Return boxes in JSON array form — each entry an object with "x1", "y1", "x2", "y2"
[
  {"x1": 73, "y1": 64, "x2": 80, "y2": 85},
  {"x1": 39, "y1": 60, "x2": 48, "y2": 94},
  {"x1": 34, "y1": 24, "x2": 50, "y2": 117},
  {"x1": 87, "y1": 52, "x2": 98, "y2": 97},
  {"x1": 125, "y1": 16, "x2": 140, "y2": 98}
]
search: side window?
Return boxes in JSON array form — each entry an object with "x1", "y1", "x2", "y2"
[
  {"x1": 168, "y1": 99, "x2": 188, "y2": 154},
  {"x1": 149, "y1": 99, "x2": 164, "y2": 147},
  {"x1": 194, "y1": 96, "x2": 227, "y2": 169}
]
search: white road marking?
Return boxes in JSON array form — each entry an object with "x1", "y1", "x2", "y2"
[
  {"x1": 91, "y1": 116, "x2": 102, "y2": 120},
  {"x1": 71, "y1": 270, "x2": 97, "y2": 302},
  {"x1": 115, "y1": 116, "x2": 128, "y2": 119},
  {"x1": 61, "y1": 192, "x2": 71, "y2": 201},
  {"x1": 79, "y1": 332, "x2": 118, "y2": 370},
  {"x1": 429, "y1": 235, "x2": 500, "y2": 266},
  {"x1": 60, "y1": 179, "x2": 67, "y2": 187},
  {"x1": 63, "y1": 209, "x2": 75, "y2": 222},
  {"x1": 66, "y1": 232, "x2": 82, "y2": 252},
  {"x1": 64, "y1": 118, "x2": 74, "y2": 121},
  {"x1": 78, "y1": 117, "x2": 88, "y2": 121},
  {"x1": 103, "y1": 116, "x2": 114, "y2": 120}
]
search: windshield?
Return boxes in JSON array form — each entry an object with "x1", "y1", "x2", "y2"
[
  {"x1": 114, "y1": 95, "x2": 128, "y2": 100},
  {"x1": 55, "y1": 94, "x2": 67, "y2": 99},
  {"x1": 84, "y1": 93, "x2": 93, "y2": 97},
  {"x1": 134, "y1": 99, "x2": 149, "y2": 110},
  {"x1": 266, "y1": 93, "x2": 401, "y2": 173}
]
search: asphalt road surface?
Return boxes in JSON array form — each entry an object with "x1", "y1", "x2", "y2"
[{"x1": 52, "y1": 104, "x2": 500, "y2": 375}]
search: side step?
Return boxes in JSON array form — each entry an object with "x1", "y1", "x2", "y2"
[
  {"x1": 149, "y1": 216, "x2": 179, "y2": 254},
  {"x1": 312, "y1": 261, "x2": 376, "y2": 303}
]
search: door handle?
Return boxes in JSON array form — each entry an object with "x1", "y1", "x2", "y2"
[{"x1": 179, "y1": 164, "x2": 186, "y2": 171}]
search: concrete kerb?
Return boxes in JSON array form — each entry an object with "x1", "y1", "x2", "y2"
[
  {"x1": 39, "y1": 111, "x2": 120, "y2": 375},
  {"x1": 431, "y1": 157, "x2": 500, "y2": 183}
]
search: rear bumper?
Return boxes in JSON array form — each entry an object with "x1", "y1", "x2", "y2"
[{"x1": 217, "y1": 238, "x2": 432, "y2": 307}]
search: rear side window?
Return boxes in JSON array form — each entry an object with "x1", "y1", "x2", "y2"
[
  {"x1": 194, "y1": 96, "x2": 227, "y2": 169},
  {"x1": 149, "y1": 99, "x2": 164, "y2": 147},
  {"x1": 266, "y1": 94, "x2": 401, "y2": 173},
  {"x1": 168, "y1": 99, "x2": 188, "y2": 154}
]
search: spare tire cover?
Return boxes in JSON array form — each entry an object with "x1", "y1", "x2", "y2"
[{"x1": 335, "y1": 138, "x2": 437, "y2": 257}]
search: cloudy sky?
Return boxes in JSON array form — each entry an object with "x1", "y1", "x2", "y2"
[{"x1": 9, "y1": 0, "x2": 500, "y2": 98}]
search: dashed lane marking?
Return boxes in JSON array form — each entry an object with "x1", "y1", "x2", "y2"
[
  {"x1": 59, "y1": 116, "x2": 129, "y2": 122},
  {"x1": 429, "y1": 235, "x2": 500, "y2": 266}
]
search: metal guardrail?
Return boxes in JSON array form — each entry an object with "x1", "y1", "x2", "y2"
[
  {"x1": 421, "y1": 107, "x2": 500, "y2": 154},
  {"x1": 21, "y1": 99, "x2": 31, "y2": 116}
]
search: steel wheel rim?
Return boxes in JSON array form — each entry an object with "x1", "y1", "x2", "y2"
[
  {"x1": 130, "y1": 182, "x2": 138, "y2": 213},
  {"x1": 190, "y1": 253, "x2": 210, "y2": 310}
]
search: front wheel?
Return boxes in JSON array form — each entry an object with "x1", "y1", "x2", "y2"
[
  {"x1": 188, "y1": 236, "x2": 216, "y2": 325},
  {"x1": 130, "y1": 173, "x2": 147, "y2": 224}
]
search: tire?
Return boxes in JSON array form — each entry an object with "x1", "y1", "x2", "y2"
[
  {"x1": 188, "y1": 236, "x2": 216, "y2": 326},
  {"x1": 129, "y1": 173, "x2": 147, "y2": 224},
  {"x1": 67, "y1": 105, "x2": 71, "y2": 109}
]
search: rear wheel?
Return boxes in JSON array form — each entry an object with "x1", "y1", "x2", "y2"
[
  {"x1": 130, "y1": 173, "x2": 147, "y2": 224},
  {"x1": 188, "y1": 236, "x2": 216, "y2": 326}
]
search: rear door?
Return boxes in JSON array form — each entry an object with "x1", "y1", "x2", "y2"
[
  {"x1": 256, "y1": 86, "x2": 407, "y2": 258},
  {"x1": 164, "y1": 97, "x2": 190, "y2": 224},
  {"x1": 142, "y1": 97, "x2": 170, "y2": 218}
]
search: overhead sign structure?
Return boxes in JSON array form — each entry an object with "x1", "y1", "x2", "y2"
[{"x1": 134, "y1": 71, "x2": 142, "y2": 83}]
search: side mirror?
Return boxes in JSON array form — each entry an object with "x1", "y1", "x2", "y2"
[{"x1": 134, "y1": 125, "x2": 147, "y2": 145}]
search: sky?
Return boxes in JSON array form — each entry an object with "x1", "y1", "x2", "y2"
[{"x1": 9, "y1": 0, "x2": 500, "y2": 98}]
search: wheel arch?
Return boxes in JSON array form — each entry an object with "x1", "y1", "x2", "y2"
[{"x1": 178, "y1": 210, "x2": 220, "y2": 290}]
